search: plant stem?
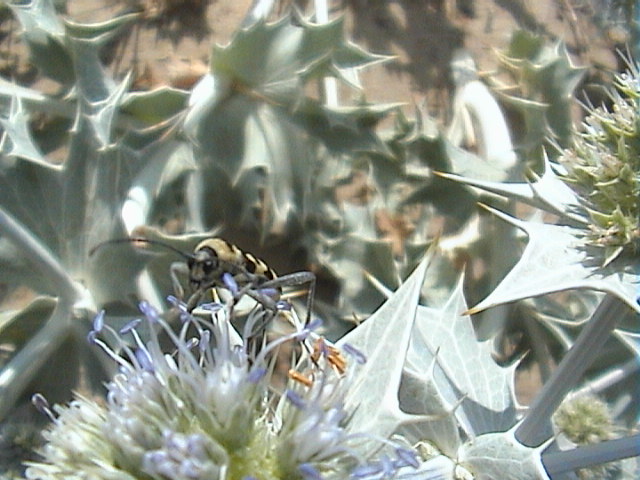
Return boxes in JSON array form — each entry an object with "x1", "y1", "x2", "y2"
[
  {"x1": 0, "y1": 207, "x2": 77, "y2": 299},
  {"x1": 0, "y1": 299, "x2": 73, "y2": 420},
  {"x1": 572, "y1": 357, "x2": 640, "y2": 398},
  {"x1": 515, "y1": 294, "x2": 632, "y2": 446},
  {"x1": 314, "y1": 0, "x2": 339, "y2": 107},
  {"x1": 542, "y1": 434, "x2": 640, "y2": 475}
]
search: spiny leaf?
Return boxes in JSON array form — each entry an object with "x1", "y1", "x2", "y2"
[
  {"x1": 121, "y1": 87, "x2": 188, "y2": 126},
  {"x1": 84, "y1": 72, "x2": 133, "y2": 148},
  {"x1": 321, "y1": 235, "x2": 399, "y2": 317},
  {"x1": 9, "y1": 0, "x2": 73, "y2": 84},
  {"x1": 436, "y1": 154, "x2": 586, "y2": 221},
  {"x1": 0, "y1": 96, "x2": 47, "y2": 165},
  {"x1": 468, "y1": 206, "x2": 640, "y2": 315},
  {"x1": 336, "y1": 250, "x2": 433, "y2": 450},
  {"x1": 211, "y1": 15, "x2": 386, "y2": 95},
  {"x1": 63, "y1": 12, "x2": 140, "y2": 40},
  {"x1": 412, "y1": 276, "x2": 518, "y2": 436},
  {"x1": 458, "y1": 429, "x2": 549, "y2": 480},
  {"x1": 9, "y1": 0, "x2": 64, "y2": 38},
  {"x1": 399, "y1": 336, "x2": 463, "y2": 458}
]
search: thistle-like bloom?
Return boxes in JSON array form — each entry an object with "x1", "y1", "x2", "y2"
[
  {"x1": 439, "y1": 60, "x2": 640, "y2": 314},
  {"x1": 25, "y1": 297, "x2": 417, "y2": 480},
  {"x1": 560, "y1": 63, "x2": 640, "y2": 265},
  {"x1": 553, "y1": 395, "x2": 620, "y2": 480}
]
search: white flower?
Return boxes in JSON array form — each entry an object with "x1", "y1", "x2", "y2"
[{"x1": 26, "y1": 294, "x2": 419, "y2": 480}]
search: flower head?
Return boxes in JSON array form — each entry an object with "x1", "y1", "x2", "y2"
[
  {"x1": 26, "y1": 296, "x2": 417, "y2": 480},
  {"x1": 553, "y1": 395, "x2": 620, "y2": 480},
  {"x1": 560, "y1": 61, "x2": 640, "y2": 265}
]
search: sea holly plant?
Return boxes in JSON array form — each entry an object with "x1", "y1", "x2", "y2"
[
  {"x1": 0, "y1": 0, "x2": 174, "y2": 438},
  {"x1": 23, "y1": 242, "x2": 638, "y2": 479},
  {"x1": 24, "y1": 253, "x2": 433, "y2": 480},
  {"x1": 435, "y1": 53, "x2": 640, "y2": 473},
  {"x1": 0, "y1": 1, "x2": 639, "y2": 479},
  {"x1": 490, "y1": 29, "x2": 587, "y2": 161},
  {"x1": 176, "y1": 10, "x2": 391, "y2": 239},
  {"x1": 437, "y1": 62, "x2": 640, "y2": 316}
]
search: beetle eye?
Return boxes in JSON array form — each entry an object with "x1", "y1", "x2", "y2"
[{"x1": 202, "y1": 260, "x2": 214, "y2": 274}]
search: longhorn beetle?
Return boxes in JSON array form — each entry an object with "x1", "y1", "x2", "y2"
[{"x1": 90, "y1": 237, "x2": 316, "y2": 325}]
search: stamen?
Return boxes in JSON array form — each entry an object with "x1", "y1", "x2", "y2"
[
  {"x1": 167, "y1": 295, "x2": 190, "y2": 322},
  {"x1": 342, "y1": 343, "x2": 367, "y2": 365},
  {"x1": 32, "y1": 393, "x2": 56, "y2": 422},
  {"x1": 286, "y1": 390, "x2": 307, "y2": 409},
  {"x1": 135, "y1": 348, "x2": 154, "y2": 373},
  {"x1": 395, "y1": 447, "x2": 419, "y2": 468},
  {"x1": 258, "y1": 287, "x2": 280, "y2": 299},
  {"x1": 276, "y1": 300, "x2": 292, "y2": 311},
  {"x1": 199, "y1": 302, "x2": 223, "y2": 312},
  {"x1": 327, "y1": 347, "x2": 347, "y2": 375},
  {"x1": 298, "y1": 463, "x2": 323, "y2": 480},
  {"x1": 138, "y1": 300, "x2": 160, "y2": 323},
  {"x1": 185, "y1": 337, "x2": 199, "y2": 350},
  {"x1": 248, "y1": 367, "x2": 267, "y2": 384},
  {"x1": 222, "y1": 272, "x2": 239, "y2": 296},
  {"x1": 119, "y1": 318, "x2": 142, "y2": 335},
  {"x1": 350, "y1": 462, "x2": 383, "y2": 478},
  {"x1": 199, "y1": 330, "x2": 211, "y2": 354},
  {"x1": 92, "y1": 310, "x2": 105, "y2": 333},
  {"x1": 289, "y1": 369, "x2": 314, "y2": 387},
  {"x1": 86, "y1": 330, "x2": 98, "y2": 345}
]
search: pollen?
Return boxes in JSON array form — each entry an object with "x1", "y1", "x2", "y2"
[{"x1": 288, "y1": 369, "x2": 313, "y2": 387}]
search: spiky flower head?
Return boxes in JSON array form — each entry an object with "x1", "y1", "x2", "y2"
[
  {"x1": 553, "y1": 394, "x2": 616, "y2": 445},
  {"x1": 560, "y1": 62, "x2": 640, "y2": 265},
  {"x1": 553, "y1": 395, "x2": 620, "y2": 479},
  {"x1": 24, "y1": 296, "x2": 418, "y2": 480}
]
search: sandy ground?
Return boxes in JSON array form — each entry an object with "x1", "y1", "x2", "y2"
[{"x1": 63, "y1": 0, "x2": 619, "y2": 123}]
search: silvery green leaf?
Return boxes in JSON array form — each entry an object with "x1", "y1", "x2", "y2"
[
  {"x1": 497, "y1": 31, "x2": 585, "y2": 147},
  {"x1": 183, "y1": 73, "x2": 232, "y2": 140},
  {"x1": 83, "y1": 70, "x2": 132, "y2": 148},
  {"x1": 458, "y1": 429, "x2": 550, "y2": 480},
  {"x1": 0, "y1": 77, "x2": 75, "y2": 119},
  {"x1": 0, "y1": 96, "x2": 47, "y2": 165},
  {"x1": 235, "y1": 103, "x2": 297, "y2": 234},
  {"x1": 121, "y1": 87, "x2": 188, "y2": 126},
  {"x1": 336, "y1": 251, "x2": 433, "y2": 450},
  {"x1": 0, "y1": 160, "x2": 63, "y2": 258},
  {"x1": 448, "y1": 77, "x2": 517, "y2": 172},
  {"x1": 399, "y1": 347, "x2": 463, "y2": 457},
  {"x1": 8, "y1": 0, "x2": 73, "y2": 85},
  {"x1": 443, "y1": 141, "x2": 511, "y2": 183},
  {"x1": 291, "y1": 99, "x2": 395, "y2": 155},
  {"x1": 63, "y1": 12, "x2": 140, "y2": 40},
  {"x1": 241, "y1": 0, "x2": 276, "y2": 27},
  {"x1": 468, "y1": 207, "x2": 640, "y2": 315},
  {"x1": 411, "y1": 276, "x2": 518, "y2": 437},
  {"x1": 211, "y1": 15, "x2": 386, "y2": 96},
  {"x1": 616, "y1": 330, "x2": 640, "y2": 357},
  {"x1": 66, "y1": 36, "x2": 114, "y2": 104},
  {"x1": 495, "y1": 92, "x2": 549, "y2": 154},
  {"x1": 437, "y1": 154, "x2": 584, "y2": 220},
  {"x1": 320, "y1": 235, "x2": 398, "y2": 317},
  {"x1": 121, "y1": 140, "x2": 196, "y2": 233},
  {"x1": 0, "y1": 296, "x2": 54, "y2": 345},
  {"x1": 9, "y1": 0, "x2": 64, "y2": 38},
  {"x1": 0, "y1": 296, "x2": 72, "y2": 420}
]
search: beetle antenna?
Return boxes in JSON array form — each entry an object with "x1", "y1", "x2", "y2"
[{"x1": 89, "y1": 237, "x2": 193, "y2": 261}]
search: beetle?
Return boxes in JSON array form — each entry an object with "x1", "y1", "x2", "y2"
[{"x1": 90, "y1": 237, "x2": 316, "y2": 324}]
